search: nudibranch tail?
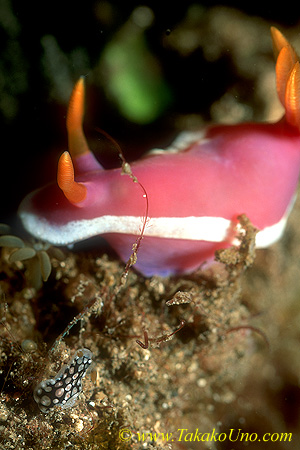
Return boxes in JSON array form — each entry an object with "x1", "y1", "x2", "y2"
[
  {"x1": 67, "y1": 76, "x2": 91, "y2": 158},
  {"x1": 272, "y1": 27, "x2": 300, "y2": 130},
  {"x1": 57, "y1": 151, "x2": 87, "y2": 204}
]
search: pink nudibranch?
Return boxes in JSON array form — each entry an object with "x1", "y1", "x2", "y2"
[{"x1": 19, "y1": 28, "x2": 300, "y2": 276}]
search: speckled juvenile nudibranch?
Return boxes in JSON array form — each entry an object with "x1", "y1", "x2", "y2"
[
  {"x1": 19, "y1": 28, "x2": 300, "y2": 276},
  {"x1": 34, "y1": 348, "x2": 92, "y2": 413}
]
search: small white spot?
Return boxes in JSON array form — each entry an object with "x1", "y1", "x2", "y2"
[
  {"x1": 55, "y1": 388, "x2": 64, "y2": 397},
  {"x1": 72, "y1": 387, "x2": 78, "y2": 396},
  {"x1": 44, "y1": 386, "x2": 53, "y2": 393},
  {"x1": 41, "y1": 395, "x2": 51, "y2": 406}
]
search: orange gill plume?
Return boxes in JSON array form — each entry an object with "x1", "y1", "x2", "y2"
[{"x1": 271, "y1": 26, "x2": 300, "y2": 130}]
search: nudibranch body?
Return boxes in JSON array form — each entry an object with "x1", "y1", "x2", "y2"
[{"x1": 19, "y1": 28, "x2": 300, "y2": 276}]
